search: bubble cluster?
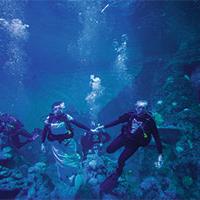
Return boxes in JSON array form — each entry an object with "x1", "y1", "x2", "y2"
[
  {"x1": 113, "y1": 34, "x2": 131, "y2": 83},
  {"x1": 85, "y1": 74, "x2": 104, "y2": 123},
  {"x1": 76, "y1": 1, "x2": 104, "y2": 64},
  {"x1": 0, "y1": 18, "x2": 29, "y2": 40}
]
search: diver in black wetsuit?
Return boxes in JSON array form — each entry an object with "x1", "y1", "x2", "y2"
[
  {"x1": 96, "y1": 100, "x2": 163, "y2": 178},
  {"x1": 81, "y1": 128, "x2": 110, "y2": 159},
  {"x1": 41, "y1": 101, "x2": 91, "y2": 152},
  {"x1": 0, "y1": 113, "x2": 39, "y2": 148}
]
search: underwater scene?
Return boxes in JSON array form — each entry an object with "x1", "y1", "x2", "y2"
[{"x1": 0, "y1": 0, "x2": 200, "y2": 199}]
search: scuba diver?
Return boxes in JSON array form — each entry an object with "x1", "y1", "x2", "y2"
[
  {"x1": 41, "y1": 101, "x2": 91, "y2": 182},
  {"x1": 95, "y1": 100, "x2": 163, "y2": 193},
  {"x1": 81, "y1": 126, "x2": 110, "y2": 159},
  {"x1": 0, "y1": 113, "x2": 39, "y2": 148},
  {"x1": 41, "y1": 101, "x2": 91, "y2": 150}
]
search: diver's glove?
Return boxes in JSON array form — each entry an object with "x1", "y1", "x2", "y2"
[
  {"x1": 155, "y1": 154, "x2": 163, "y2": 168},
  {"x1": 41, "y1": 143, "x2": 46, "y2": 153}
]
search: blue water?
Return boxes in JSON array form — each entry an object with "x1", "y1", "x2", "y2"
[
  {"x1": 0, "y1": 0, "x2": 200, "y2": 126},
  {"x1": 0, "y1": 0, "x2": 143, "y2": 129},
  {"x1": 0, "y1": 1, "x2": 200, "y2": 199}
]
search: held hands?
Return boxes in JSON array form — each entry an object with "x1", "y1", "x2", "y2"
[
  {"x1": 90, "y1": 124, "x2": 105, "y2": 133},
  {"x1": 155, "y1": 154, "x2": 163, "y2": 169}
]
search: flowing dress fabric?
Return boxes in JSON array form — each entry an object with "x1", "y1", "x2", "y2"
[{"x1": 51, "y1": 138, "x2": 81, "y2": 180}]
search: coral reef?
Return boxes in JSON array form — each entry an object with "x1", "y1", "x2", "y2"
[
  {"x1": 20, "y1": 162, "x2": 54, "y2": 200},
  {"x1": 0, "y1": 146, "x2": 25, "y2": 199}
]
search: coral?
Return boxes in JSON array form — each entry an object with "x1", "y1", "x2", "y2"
[
  {"x1": 51, "y1": 173, "x2": 84, "y2": 200},
  {"x1": 182, "y1": 176, "x2": 193, "y2": 187},
  {"x1": 131, "y1": 176, "x2": 178, "y2": 200},
  {"x1": 17, "y1": 162, "x2": 54, "y2": 200},
  {"x1": 153, "y1": 112, "x2": 164, "y2": 127},
  {"x1": 0, "y1": 165, "x2": 26, "y2": 199}
]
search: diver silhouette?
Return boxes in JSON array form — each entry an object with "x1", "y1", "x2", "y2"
[
  {"x1": 0, "y1": 113, "x2": 39, "y2": 149},
  {"x1": 81, "y1": 128, "x2": 110, "y2": 159}
]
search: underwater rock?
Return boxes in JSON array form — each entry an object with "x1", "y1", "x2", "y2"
[
  {"x1": 88, "y1": 159, "x2": 98, "y2": 170},
  {"x1": 102, "y1": 194, "x2": 118, "y2": 200},
  {"x1": 28, "y1": 162, "x2": 47, "y2": 174},
  {"x1": 111, "y1": 176, "x2": 133, "y2": 199},
  {"x1": 156, "y1": 100, "x2": 163, "y2": 105},
  {"x1": 88, "y1": 177, "x2": 98, "y2": 185},
  {"x1": 0, "y1": 165, "x2": 12, "y2": 179},
  {"x1": 153, "y1": 112, "x2": 164, "y2": 126},
  {"x1": 17, "y1": 162, "x2": 54, "y2": 200},
  {"x1": 182, "y1": 176, "x2": 193, "y2": 187},
  {"x1": 0, "y1": 166, "x2": 25, "y2": 199},
  {"x1": 135, "y1": 177, "x2": 162, "y2": 200},
  {"x1": 13, "y1": 170, "x2": 23, "y2": 180},
  {"x1": 140, "y1": 176, "x2": 159, "y2": 191},
  {"x1": 160, "y1": 177, "x2": 171, "y2": 191},
  {"x1": 175, "y1": 145, "x2": 184, "y2": 153},
  {"x1": 171, "y1": 156, "x2": 200, "y2": 199},
  {"x1": 51, "y1": 173, "x2": 84, "y2": 200},
  {"x1": 134, "y1": 176, "x2": 177, "y2": 200},
  {"x1": 158, "y1": 127, "x2": 183, "y2": 144},
  {"x1": 191, "y1": 67, "x2": 200, "y2": 89},
  {"x1": 184, "y1": 74, "x2": 190, "y2": 81},
  {"x1": 171, "y1": 101, "x2": 177, "y2": 107},
  {"x1": 75, "y1": 153, "x2": 116, "y2": 199}
]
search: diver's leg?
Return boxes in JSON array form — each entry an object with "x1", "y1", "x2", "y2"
[
  {"x1": 116, "y1": 143, "x2": 139, "y2": 176},
  {"x1": 100, "y1": 137, "x2": 127, "y2": 195},
  {"x1": 106, "y1": 134, "x2": 125, "y2": 153}
]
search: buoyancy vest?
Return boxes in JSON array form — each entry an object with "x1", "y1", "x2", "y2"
[
  {"x1": 46, "y1": 114, "x2": 73, "y2": 136},
  {"x1": 123, "y1": 112, "x2": 152, "y2": 139}
]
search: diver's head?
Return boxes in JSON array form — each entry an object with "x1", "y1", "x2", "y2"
[
  {"x1": 52, "y1": 101, "x2": 65, "y2": 116},
  {"x1": 135, "y1": 100, "x2": 148, "y2": 115}
]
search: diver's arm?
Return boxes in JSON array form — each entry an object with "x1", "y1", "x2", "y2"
[
  {"x1": 41, "y1": 124, "x2": 49, "y2": 143},
  {"x1": 71, "y1": 119, "x2": 90, "y2": 131},
  {"x1": 104, "y1": 113, "x2": 131, "y2": 129},
  {"x1": 17, "y1": 128, "x2": 32, "y2": 139},
  {"x1": 65, "y1": 113, "x2": 90, "y2": 131},
  {"x1": 41, "y1": 124, "x2": 50, "y2": 153}
]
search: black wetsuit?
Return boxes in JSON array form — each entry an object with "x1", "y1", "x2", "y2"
[
  {"x1": 0, "y1": 113, "x2": 34, "y2": 148},
  {"x1": 41, "y1": 113, "x2": 90, "y2": 144},
  {"x1": 104, "y1": 111, "x2": 162, "y2": 175},
  {"x1": 81, "y1": 130, "x2": 110, "y2": 158}
]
